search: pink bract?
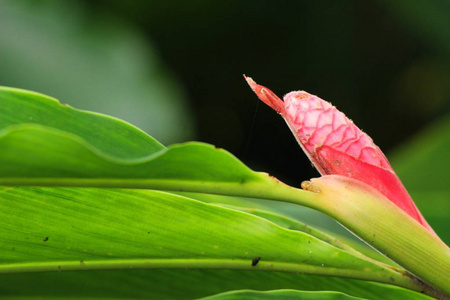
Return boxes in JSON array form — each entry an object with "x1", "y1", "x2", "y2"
[{"x1": 245, "y1": 76, "x2": 434, "y2": 233}]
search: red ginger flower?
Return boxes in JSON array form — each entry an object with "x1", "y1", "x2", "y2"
[{"x1": 245, "y1": 76, "x2": 434, "y2": 233}]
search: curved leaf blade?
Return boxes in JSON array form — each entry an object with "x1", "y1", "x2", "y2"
[
  {"x1": 0, "y1": 87, "x2": 164, "y2": 159},
  {"x1": 0, "y1": 125, "x2": 313, "y2": 207},
  {"x1": 0, "y1": 187, "x2": 411, "y2": 288},
  {"x1": 0, "y1": 125, "x2": 264, "y2": 181},
  {"x1": 200, "y1": 289, "x2": 365, "y2": 299}
]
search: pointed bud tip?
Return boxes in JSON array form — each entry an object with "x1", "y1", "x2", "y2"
[
  {"x1": 243, "y1": 75, "x2": 257, "y2": 92},
  {"x1": 244, "y1": 76, "x2": 285, "y2": 114}
]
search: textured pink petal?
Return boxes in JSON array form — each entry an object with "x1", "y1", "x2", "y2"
[{"x1": 245, "y1": 77, "x2": 433, "y2": 232}]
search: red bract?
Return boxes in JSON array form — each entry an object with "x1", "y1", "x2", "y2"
[{"x1": 245, "y1": 76, "x2": 434, "y2": 233}]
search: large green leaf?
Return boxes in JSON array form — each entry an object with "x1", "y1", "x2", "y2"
[
  {"x1": 0, "y1": 187, "x2": 428, "y2": 299},
  {"x1": 0, "y1": 271, "x2": 431, "y2": 300},
  {"x1": 0, "y1": 187, "x2": 390, "y2": 276}
]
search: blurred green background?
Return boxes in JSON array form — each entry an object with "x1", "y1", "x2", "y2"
[{"x1": 1, "y1": 1, "x2": 448, "y2": 242}]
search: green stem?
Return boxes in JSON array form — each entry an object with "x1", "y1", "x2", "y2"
[
  {"x1": 305, "y1": 176, "x2": 450, "y2": 299},
  {"x1": 0, "y1": 177, "x2": 321, "y2": 209}
]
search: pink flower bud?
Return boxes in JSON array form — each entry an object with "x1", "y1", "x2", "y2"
[{"x1": 245, "y1": 76, "x2": 434, "y2": 232}]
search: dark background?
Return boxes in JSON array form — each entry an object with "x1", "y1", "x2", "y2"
[{"x1": 83, "y1": 0, "x2": 450, "y2": 186}]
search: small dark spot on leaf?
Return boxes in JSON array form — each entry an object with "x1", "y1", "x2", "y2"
[
  {"x1": 252, "y1": 257, "x2": 261, "y2": 266},
  {"x1": 389, "y1": 276, "x2": 395, "y2": 282},
  {"x1": 43, "y1": 237, "x2": 49, "y2": 242},
  {"x1": 80, "y1": 260, "x2": 84, "y2": 266},
  {"x1": 147, "y1": 232, "x2": 150, "y2": 234},
  {"x1": 12, "y1": 247, "x2": 15, "y2": 251},
  {"x1": 240, "y1": 178, "x2": 245, "y2": 184}
]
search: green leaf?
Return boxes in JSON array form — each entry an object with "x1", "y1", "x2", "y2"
[
  {"x1": 0, "y1": 87, "x2": 271, "y2": 192},
  {"x1": 0, "y1": 87, "x2": 165, "y2": 159},
  {"x1": 0, "y1": 187, "x2": 390, "y2": 277},
  {"x1": 225, "y1": 206, "x2": 395, "y2": 266},
  {"x1": 200, "y1": 289, "x2": 365, "y2": 299},
  {"x1": 170, "y1": 193, "x2": 395, "y2": 266},
  {"x1": 0, "y1": 187, "x2": 428, "y2": 299},
  {"x1": 0, "y1": 271, "x2": 431, "y2": 300},
  {"x1": 0, "y1": 124, "x2": 261, "y2": 183}
]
